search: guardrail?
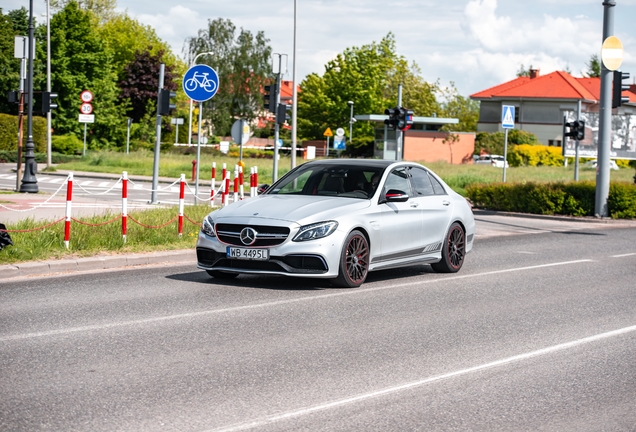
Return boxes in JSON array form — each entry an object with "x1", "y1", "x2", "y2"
[{"x1": 0, "y1": 164, "x2": 259, "y2": 249}]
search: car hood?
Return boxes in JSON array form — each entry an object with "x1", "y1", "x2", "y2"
[{"x1": 211, "y1": 195, "x2": 371, "y2": 225}]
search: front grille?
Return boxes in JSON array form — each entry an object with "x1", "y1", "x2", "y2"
[
  {"x1": 216, "y1": 223, "x2": 290, "y2": 247},
  {"x1": 282, "y1": 255, "x2": 328, "y2": 271}
]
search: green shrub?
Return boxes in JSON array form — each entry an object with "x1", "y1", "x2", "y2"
[
  {"x1": 466, "y1": 181, "x2": 636, "y2": 218},
  {"x1": 0, "y1": 113, "x2": 47, "y2": 153},
  {"x1": 52, "y1": 134, "x2": 84, "y2": 155}
]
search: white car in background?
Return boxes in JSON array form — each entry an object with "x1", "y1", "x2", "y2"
[
  {"x1": 583, "y1": 160, "x2": 619, "y2": 170},
  {"x1": 474, "y1": 154, "x2": 509, "y2": 168}
]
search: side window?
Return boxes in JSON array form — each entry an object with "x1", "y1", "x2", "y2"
[
  {"x1": 409, "y1": 167, "x2": 435, "y2": 197},
  {"x1": 276, "y1": 170, "x2": 312, "y2": 194},
  {"x1": 428, "y1": 173, "x2": 447, "y2": 195},
  {"x1": 384, "y1": 168, "x2": 410, "y2": 194}
]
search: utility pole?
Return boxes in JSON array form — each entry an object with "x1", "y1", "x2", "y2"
[
  {"x1": 46, "y1": 0, "x2": 52, "y2": 169},
  {"x1": 291, "y1": 0, "x2": 298, "y2": 169},
  {"x1": 396, "y1": 84, "x2": 403, "y2": 161},
  {"x1": 20, "y1": 0, "x2": 38, "y2": 193},
  {"x1": 595, "y1": 0, "x2": 615, "y2": 217}
]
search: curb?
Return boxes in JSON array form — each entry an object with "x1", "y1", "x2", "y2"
[
  {"x1": 0, "y1": 249, "x2": 197, "y2": 281},
  {"x1": 472, "y1": 208, "x2": 636, "y2": 225}
]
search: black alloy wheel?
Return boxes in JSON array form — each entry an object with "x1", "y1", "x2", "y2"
[
  {"x1": 431, "y1": 222, "x2": 465, "y2": 273},
  {"x1": 333, "y1": 230, "x2": 369, "y2": 288}
]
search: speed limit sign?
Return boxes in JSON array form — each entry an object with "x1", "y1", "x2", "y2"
[
  {"x1": 80, "y1": 102, "x2": 93, "y2": 114},
  {"x1": 80, "y1": 90, "x2": 93, "y2": 103}
]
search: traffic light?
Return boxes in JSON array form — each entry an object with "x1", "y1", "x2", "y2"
[
  {"x1": 42, "y1": 91, "x2": 58, "y2": 113},
  {"x1": 264, "y1": 83, "x2": 277, "y2": 113},
  {"x1": 564, "y1": 120, "x2": 585, "y2": 141},
  {"x1": 384, "y1": 107, "x2": 399, "y2": 130},
  {"x1": 397, "y1": 107, "x2": 414, "y2": 131},
  {"x1": 158, "y1": 89, "x2": 177, "y2": 116},
  {"x1": 276, "y1": 103, "x2": 291, "y2": 124},
  {"x1": 7, "y1": 91, "x2": 19, "y2": 104},
  {"x1": 612, "y1": 70, "x2": 631, "y2": 108}
]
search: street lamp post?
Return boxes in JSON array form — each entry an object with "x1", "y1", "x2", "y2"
[
  {"x1": 348, "y1": 101, "x2": 354, "y2": 144},
  {"x1": 46, "y1": 0, "x2": 52, "y2": 169},
  {"x1": 19, "y1": 0, "x2": 38, "y2": 193}
]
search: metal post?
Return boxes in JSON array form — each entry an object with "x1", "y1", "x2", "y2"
[
  {"x1": 19, "y1": 0, "x2": 38, "y2": 193},
  {"x1": 503, "y1": 128, "x2": 509, "y2": 182},
  {"x1": 16, "y1": 59, "x2": 26, "y2": 192},
  {"x1": 574, "y1": 100, "x2": 581, "y2": 181},
  {"x1": 46, "y1": 0, "x2": 52, "y2": 169},
  {"x1": 83, "y1": 123, "x2": 87, "y2": 156},
  {"x1": 396, "y1": 84, "x2": 403, "y2": 161},
  {"x1": 150, "y1": 63, "x2": 165, "y2": 204},
  {"x1": 195, "y1": 101, "x2": 203, "y2": 204},
  {"x1": 348, "y1": 101, "x2": 354, "y2": 145},
  {"x1": 126, "y1": 118, "x2": 131, "y2": 154},
  {"x1": 291, "y1": 0, "x2": 298, "y2": 169},
  {"x1": 188, "y1": 100, "x2": 193, "y2": 146},
  {"x1": 273, "y1": 55, "x2": 283, "y2": 183},
  {"x1": 595, "y1": 0, "x2": 615, "y2": 217}
]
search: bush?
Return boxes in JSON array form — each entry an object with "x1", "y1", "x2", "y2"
[
  {"x1": 509, "y1": 144, "x2": 564, "y2": 167},
  {"x1": 0, "y1": 150, "x2": 81, "y2": 164},
  {"x1": 475, "y1": 130, "x2": 540, "y2": 156},
  {"x1": 0, "y1": 113, "x2": 47, "y2": 153},
  {"x1": 466, "y1": 181, "x2": 636, "y2": 219},
  {"x1": 52, "y1": 134, "x2": 84, "y2": 155}
]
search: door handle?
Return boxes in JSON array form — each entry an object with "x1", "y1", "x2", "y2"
[
  {"x1": 442, "y1": 200, "x2": 450, "y2": 206},
  {"x1": 410, "y1": 202, "x2": 419, "y2": 208}
]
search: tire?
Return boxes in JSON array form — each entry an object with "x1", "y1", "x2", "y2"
[
  {"x1": 206, "y1": 270, "x2": 239, "y2": 279},
  {"x1": 431, "y1": 222, "x2": 466, "y2": 273},
  {"x1": 332, "y1": 230, "x2": 369, "y2": 288}
]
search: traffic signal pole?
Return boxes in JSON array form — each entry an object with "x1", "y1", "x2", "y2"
[
  {"x1": 273, "y1": 56, "x2": 283, "y2": 183},
  {"x1": 150, "y1": 63, "x2": 165, "y2": 204},
  {"x1": 574, "y1": 99, "x2": 581, "y2": 181},
  {"x1": 397, "y1": 84, "x2": 403, "y2": 161},
  {"x1": 595, "y1": 0, "x2": 615, "y2": 217}
]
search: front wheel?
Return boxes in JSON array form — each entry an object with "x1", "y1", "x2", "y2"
[
  {"x1": 431, "y1": 222, "x2": 465, "y2": 273},
  {"x1": 332, "y1": 230, "x2": 369, "y2": 288},
  {"x1": 206, "y1": 270, "x2": 239, "y2": 279}
]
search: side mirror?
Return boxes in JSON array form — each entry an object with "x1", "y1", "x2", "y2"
[
  {"x1": 257, "y1": 184, "x2": 270, "y2": 195},
  {"x1": 384, "y1": 189, "x2": 409, "y2": 203}
]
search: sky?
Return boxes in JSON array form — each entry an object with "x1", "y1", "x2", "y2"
[{"x1": 6, "y1": 0, "x2": 636, "y2": 97}]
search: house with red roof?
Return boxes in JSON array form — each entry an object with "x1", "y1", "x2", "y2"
[{"x1": 470, "y1": 69, "x2": 636, "y2": 149}]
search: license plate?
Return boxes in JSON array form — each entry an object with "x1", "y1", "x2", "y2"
[{"x1": 226, "y1": 246, "x2": 269, "y2": 261}]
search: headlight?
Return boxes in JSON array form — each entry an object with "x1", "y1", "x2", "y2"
[
  {"x1": 293, "y1": 221, "x2": 338, "y2": 242},
  {"x1": 201, "y1": 215, "x2": 215, "y2": 237}
]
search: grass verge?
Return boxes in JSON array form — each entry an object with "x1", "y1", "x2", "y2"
[{"x1": 0, "y1": 205, "x2": 212, "y2": 265}]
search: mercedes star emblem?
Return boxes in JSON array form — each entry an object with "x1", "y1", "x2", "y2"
[{"x1": 240, "y1": 227, "x2": 257, "y2": 245}]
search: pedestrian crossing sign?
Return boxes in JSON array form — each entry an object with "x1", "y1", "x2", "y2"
[{"x1": 502, "y1": 105, "x2": 515, "y2": 129}]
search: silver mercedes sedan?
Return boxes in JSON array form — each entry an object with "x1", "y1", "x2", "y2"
[{"x1": 196, "y1": 159, "x2": 475, "y2": 288}]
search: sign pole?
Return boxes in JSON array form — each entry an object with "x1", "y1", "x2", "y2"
[
  {"x1": 574, "y1": 100, "x2": 581, "y2": 181},
  {"x1": 83, "y1": 123, "x2": 87, "y2": 156},
  {"x1": 150, "y1": 63, "x2": 164, "y2": 205},
  {"x1": 126, "y1": 118, "x2": 131, "y2": 154},
  {"x1": 196, "y1": 102, "x2": 203, "y2": 204},
  {"x1": 19, "y1": 0, "x2": 38, "y2": 193},
  {"x1": 502, "y1": 128, "x2": 509, "y2": 182}
]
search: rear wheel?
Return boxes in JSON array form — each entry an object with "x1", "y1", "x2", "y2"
[
  {"x1": 332, "y1": 230, "x2": 369, "y2": 288},
  {"x1": 206, "y1": 270, "x2": 239, "y2": 279},
  {"x1": 431, "y1": 222, "x2": 465, "y2": 273}
]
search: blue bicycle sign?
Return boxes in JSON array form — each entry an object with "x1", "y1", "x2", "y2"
[{"x1": 182, "y1": 64, "x2": 219, "y2": 102}]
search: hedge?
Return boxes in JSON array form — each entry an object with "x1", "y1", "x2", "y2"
[
  {"x1": 0, "y1": 114, "x2": 47, "y2": 153},
  {"x1": 466, "y1": 181, "x2": 636, "y2": 219},
  {"x1": 508, "y1": 144, "x2": 564, "y2": 167}
]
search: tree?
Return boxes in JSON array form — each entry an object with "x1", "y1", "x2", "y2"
[
  {"x1": 0, "y1": 9, "x2": 21, "y2": 115},
  {"x1": 49, "y1": 1, "x2": 121, "y2": 147},
  {"x1": 583, "y1": 54, "x2": 601, "y2": 78},
  {"x1": 50, "y1": 0, "x2": 116, "y2": 23},
  {"x1": 184, "y1": 18, "x2": 272, "y2": 137},
  {"x1": 298, "y1": 33, "x2": 441, "y2": 156},
  {"x1": 475, "y1": 130, "x2": 540, "y2": 155},
  {"x1": 516, "y1": 64, "x2": 533, "y2": 77},
  {"x1": 118, "y1": 48, "x2": 177, "y2": 123},
  {"x1": 439, "y1": 83, "x2": 479, "y2": 132}
]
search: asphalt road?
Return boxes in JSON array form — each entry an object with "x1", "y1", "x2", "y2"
[{"x1": 1, "y1": 225, "x2": 635, "y2": 431}]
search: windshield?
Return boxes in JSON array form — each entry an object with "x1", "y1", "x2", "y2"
[{"x1": 266, "y1": 164, "x2": 385, "y2": 199}]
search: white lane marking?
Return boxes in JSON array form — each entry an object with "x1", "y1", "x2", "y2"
[
  {"x1": 97, "y1": 182, "x2": 110, "y2": 187},
  {"x1": 0, "y1": 174, "x2": 14, "y2": 178},
  {"x1": 209, "y1": 324, "x2": 636, "y2": 432},
  {"x1": 612, "y1": 253, "x2": 636, "y2": 258},
  {"x1": 47, "y1": 178, "x2": 63, "y2": 183},
  {"x1": 516, "y1": 251, "x2": 537, "y2": 254},
  {"x1": 79, "y1": 181, "x2": 93, "y2": 186},
  {"x1": 0, "y1": 260, "x2": 593, "y2": 342}
]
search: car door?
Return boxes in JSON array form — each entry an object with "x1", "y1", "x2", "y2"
[
  {"x1": 408, "y1": 167, "x2": 453, "y2": 252},
  {"x1": 376, "y1": 167, "x2": 423, "y2": 264}
]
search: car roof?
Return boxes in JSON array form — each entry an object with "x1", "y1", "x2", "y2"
[{"x1": 301, "y1": 159, "x2": 396, "y2": 169}]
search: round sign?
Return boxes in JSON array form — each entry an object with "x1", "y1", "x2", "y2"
[
  {"x1": 183, "y1": 64, "x2": 219, "y2": 102},
  {"x1": 601, "y1": 36, "x2": 624, "y2": 71},
  {"x1": 336, "y1": 128, "x2": 345, "y2": 137},
  {"x1": 80, "y1": 102, "x2": 93, "y2": 114},
  {"x1": 80, "y1": 90, "x2": 93, "y2": 103}
]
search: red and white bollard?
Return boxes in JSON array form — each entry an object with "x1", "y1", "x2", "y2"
[
  {"x1": 64, "y1": 173, "x2": 73, "y2": 249},
  {"x1": 250, "y1": 167, "x2": 255, "y2": 197},
  {"x1": 239, "y1": 166, "x2": 244, "y2": 200},
  {"x1": 254, "y1": 166, "x2": 258, "y2": 194},
  {"x1": 233, "y1": 167, "x2": 239, "y2": 203},
  {"x1": 178, "y1": 174, "x2": 185, "y2": 237},
  {"x1": 210, "y1": 162, "x2": 216, "y2": 206},
  {"x1": 122, "y1": 171, "x2": 128, "y2": 243},
  {"x1": 224, "y1": 171, "x2": 231, "y2": 207}
]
